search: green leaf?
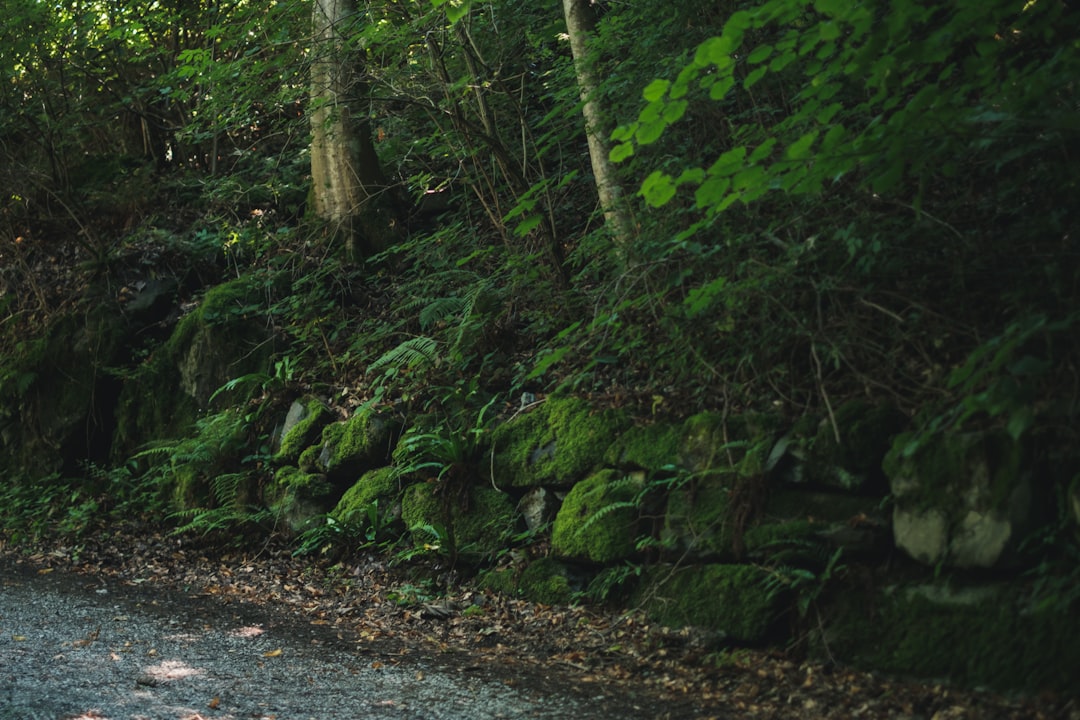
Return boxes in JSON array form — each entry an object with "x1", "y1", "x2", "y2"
[
  {"x1": 640, "y1": 171, "x2": 677, "y2": 208},
  {"x1": 610, "y1": 142, "x2": 634, "y2": 163},
  {"x1": 743, "y1": 66, "x2": 769, "y2": 89},
  {"x1": 707, "y1": 146, "x2": 747, "y2": 177},
  {"x1": 747, "y1": 44, "x2": 773, "y2": 64},
  {"x1": 636, "y1": 118, "x2": 668, "y2": 145},
  {"x1": 684, "y1": 277, "x2": 728, "y2": 317},
  {"x1": 513, "y1": 215, "x2": 542, "y2": 237},
  {"x1": 786, "y1": 130, "x2": 819, "y2": 160},
  {"x1": 694, "y1": 176, "x2": 731, "y2": 211},
  {"x1": 642, "y1": 79, "x2": 671, "y2": 102}
]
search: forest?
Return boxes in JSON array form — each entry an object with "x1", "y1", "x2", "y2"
[{"x1": 1, "y1": 0, "x2": 1079, "y2": 702}]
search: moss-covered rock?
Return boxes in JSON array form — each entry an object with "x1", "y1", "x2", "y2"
[
  {"x1": 315, "y1": 410, "x2": 398, "y2": 483},
  {"x1": 274, "y1": 396, "x2": 333, "y2": 465},
  {"x1": 332, "y1": 466, "x2": 401, "y2": 525},
  {"x1": 269, "y1": 465, "x2": 334, "y2": 533},
  {"x1": 400, "y1": 482, "x2": 517, "y2": 559},
  {"x1": 678, "y1": 411, "x2": 778, "y2": 476},
  {"x1": 885, "y1": 430, "x2": 1035, "y2": 569},
  {"x1": 750, "y1": 489, "x2": 890, "y2": 561},
  {"x1": 819, "y1": 579, "x2": 1080, "y2": 693},
  {"x1": 636, "y1": 564, "x2": 783, "y2": 643},
  {"x1": 490, "y1": 396, "x2": 629, "y2": 487},
  {"x1": 517, "y1": 557, "x2": 575, "y2": 605},
  {"x1": 604, "y1": 421, "x2": 682, "y2": 471},
  {"x1": 662, "y1": 476, "x2": 734, "y2": 559},
  {"x1": 112, "y1": 274, "x2": 273, "y2": 459},
  {"x1": 0, "y1": 304, "x2": 126, "y2": 476},
  {"x1": 552, "y1": 468, "x2": 641, "y2": 563}
]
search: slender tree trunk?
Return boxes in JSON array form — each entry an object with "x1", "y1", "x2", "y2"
[
  {"x1": 310, "y1": 0, "x2": 399, "y2": 261},
  {"x1": 562, "y1": 0, "x2": 634, "y2": 250}
]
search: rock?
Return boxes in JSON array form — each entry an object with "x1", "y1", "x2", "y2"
[
  {"x1": 314, "y1": 410, "x2": 399, "y2": 484},
  {"x1": 662, "y1": 477, "x2": 734, "y2": 560},
  {"x1": 885, "y1": 430, "x2": 1035, "y2": 569},
  {"x1": 749, "y1": 488, "x2": 891, "y2": 561},
  {"x1": 332, "y1": 466, "x2": 402, "y2": 529},
  {"x1": 604, "y1": 421, "x2": 682, "y2": 471},
  {"x1": 517, "y1": 487, "x2": 561, "y2": 532},
  {"x1": 552, "y1": 468, "x2": 641, "y2": 563},
  {"x1": 273, "y1": 396, "x2": 333, "y2": 465},
  {"x1": 269, "y1": 466, "x2": 334, "y2": 533},
  {"x1": 400, "y1": 483, "x2": 517, "y2": 560},
  {"x1": 635, "y1": 564, "x2": 784, "y2": 644},
  {"x1": 490, "y1": 396, "x2": 629, "y2": 487},
  {"x1": 816, "y1": 579, "x2": 1080, "y2": 692}
]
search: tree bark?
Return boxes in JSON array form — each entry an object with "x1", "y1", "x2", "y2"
[
  {"x1": 562, "y1": 0, "x2": 635, "y2": 251},
  {"x1": 310, "y1": 0, "x2": 399, "y2": 261}
]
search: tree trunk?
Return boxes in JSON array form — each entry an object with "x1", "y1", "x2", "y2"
[
  {"x1": 562, "y1": 0, "x2": 635, "y2": 251},
  {"x1": 310, "y1": 0, "x2": 399, "y2": 261}
]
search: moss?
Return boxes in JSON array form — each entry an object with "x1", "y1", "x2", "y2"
[
  {"x1": 552, "y1": 468, "x2": 641, "y2": 563},
  {"x1": 517, "y1": 557, "x2": 575, "y2": 605},
  {"x1": 662, "y1": 477, "x2": 734, "y2": 558},
  {"x1": 317, "y1": 411, "x2": 397, "y2": 480},
  {"x1": 742, "y1": 519, "x2": 819, "y2": 553},
  {"x1": 604, "y1": 421, "x2": 682, "y2": 470},
  {"x1": 636, "y1": 564, "x2": 783, "y2": 643},
  {"x1": 273, "y1": 465, "x2": 333, "y2": 500},
  {"x1": 112, "y1": 273, "x2": 273, "y2": 458},
  {"x1": 400, "y1": 482, "x2": 517, "y2": 558},
  {"x1": 885, "y1": 431, "x2": 1026, "y2": 518},
  {"x1": 478, "y1": 566, "x2": 518, "y2": 596},
  {"x1": 821, "y1": 580, "x2": 1080, "y2": 692},
  {"x1": 491, "y1": 396, "x2": 629, "y2": 487},
  {"x1": 270, "y1": 466, "x2": 335, "y2": 533},
  {"x1": 332, "y1": 466, "x2": 399, "y2": 524},
  {"x1": 274, "y1": 396, "x2": 333, "y2": 465},
  {"x1": 679, "y1": 411, "x2": 778, "y2": 476}
]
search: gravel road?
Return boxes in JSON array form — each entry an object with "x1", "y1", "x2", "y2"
[{"x1": 0, "y1": 565, "x2": 661, "y2": 720}]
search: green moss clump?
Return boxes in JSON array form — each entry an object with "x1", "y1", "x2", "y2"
[
  {"x1": 317, "y1": 411, "x2": 397, "y2": 480},
  {"x1": 332, "y1": 466, "x2": 399, "y2": 524},
  {"x1": 491, "y1": 396, "x2": 629, "y2": 487},
  {"x1": 637, "y1": 564, "x2": 782, "y2": 643},
  {"x1": 273, "y1": 465, "x2": 333, "y2": 500},
  {"x1": 662, "y1": 477, "x2": 734, "y2": 558},
  {"x1": 604, "y1": 421, "x2": 682, "y2": 470},
  {"x1": 678, "y1": 411, "x2": 778, "y2": 476},
  {"x1": 552, "y1": 468, "x2": 641, "y2": 563},
  {"x1": 517, "y1": 557, "x2": 574, "y2": 605},
  {"x1": 400, "y1": 482, "x2": 517, "y2": 559},
  {"x1": 274, "y1": 396, "x2": 333, "y2": 465}
]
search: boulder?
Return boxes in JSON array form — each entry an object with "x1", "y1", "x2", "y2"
[
  {"x1": 635, "y1": 564, "x2": 784, "y2": 644},
  {"x1": 490, "y1": 396, "x2": 628, "y2": 487},
  {"x1": 885, "y1": 431, "x2": 1035, "y2": 569},
  {"x1": 313, "y1": 410, "x2": 399, "y2": 484},
  {"x1": 552, "y1": 468, "x2": 641, "y2": 563},
  {"x1": 400, "y1": 482, "x2": 517, "y2": 560},
  {"x1": 516, "y1": 486, "x2": 561, "y2": 532},
  {"x1": 273, "y1": 395, "x2": 333, "y2": 465}
]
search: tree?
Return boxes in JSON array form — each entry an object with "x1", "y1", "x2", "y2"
[
  {"x1": 309, "y1": 0, "x2": 401, "y2": 261},
  {"x1": 561, "y1": 0, "x2": 634, "y2": 251}
]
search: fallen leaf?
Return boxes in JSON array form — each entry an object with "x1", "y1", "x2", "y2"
[
  {"x1": 263, "y1": 648, "x2": 283, "y2": 657},
  {"x1": 207, "y1": 697, "x2": 220, "y2": 709}
]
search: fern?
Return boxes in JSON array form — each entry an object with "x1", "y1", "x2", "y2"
[
  {"x1": 369, "y1": 335, "x2": 440, "y2": 371},
  {"x1": 419, "y1": 296, "x2": 466, "y2": 330}
]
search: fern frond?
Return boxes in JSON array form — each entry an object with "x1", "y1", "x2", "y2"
[
  {"x1": 370, "y1": 336, "x2": 440, "y2": 371},
  {"x1": 419, "y1": 297, "x2": 465, "y2": 329}
]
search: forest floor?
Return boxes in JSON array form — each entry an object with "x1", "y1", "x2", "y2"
[{"x1": 1, "y1": 526, "x2": 1075, "y2": 720}]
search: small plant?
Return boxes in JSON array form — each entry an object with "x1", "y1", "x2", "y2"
[{"x1": 762, "y1": 546, "x2": 845, "y2": 622}]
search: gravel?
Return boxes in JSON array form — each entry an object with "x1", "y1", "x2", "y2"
[{"x1": 1, "y1": 567, "x2": 658, "y2": 720}]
